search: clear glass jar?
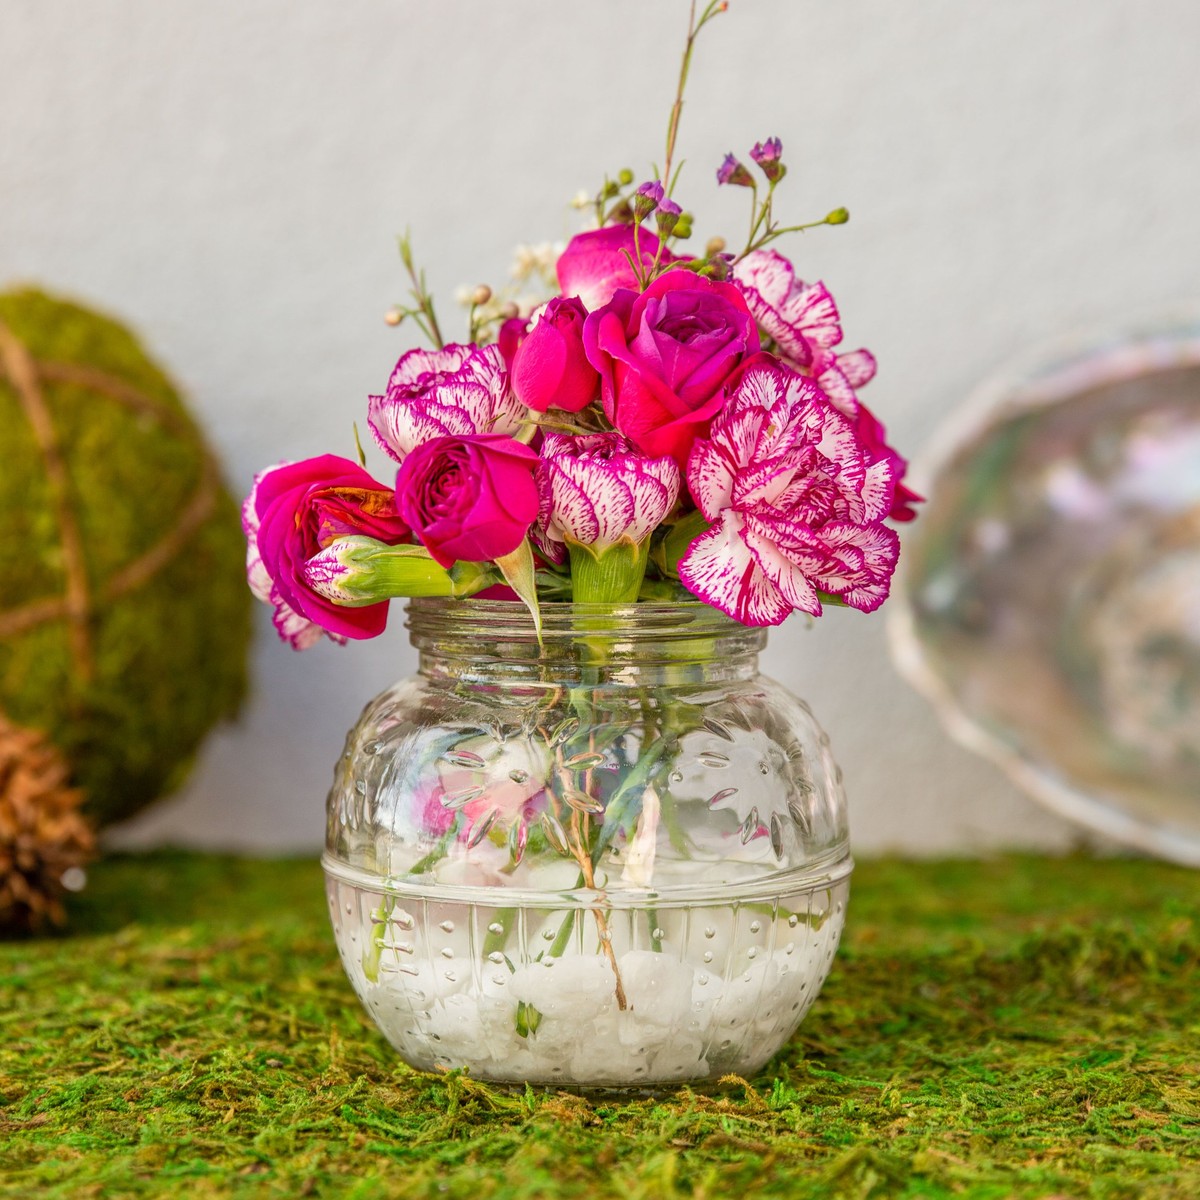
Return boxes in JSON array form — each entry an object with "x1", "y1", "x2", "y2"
[{"x1": 323, "y1": 599, "x2": 851, "y2": 1091}]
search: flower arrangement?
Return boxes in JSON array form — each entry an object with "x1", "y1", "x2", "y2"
[
  {"x1": 244, "y1": 1, "x2": 917, "y2": 647},
  {"x1": 272, "y1": 5, "x2": 922, "y2": 1085}
]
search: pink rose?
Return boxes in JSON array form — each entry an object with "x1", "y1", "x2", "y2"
[
  {"x1": 510, "y1": 297, "x2": 599, "y2": 413},
  {"x1": 582, "y1": 270, "x2": 760, "y2": 465},
  {"x1": 243, "y1": 455, "x2": 411, "y2": 649},
  {"x1": 556, "y1": 226, "x2": 677, "y2": 312},
  {"x1": 395, "y1": 433, "x2": 539, "y2": 568}
]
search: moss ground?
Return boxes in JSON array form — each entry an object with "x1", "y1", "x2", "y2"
[{"x1": 1, "y1": 852, "x2": 1197, "y2": 1199}]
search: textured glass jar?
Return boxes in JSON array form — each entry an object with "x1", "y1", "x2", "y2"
[{"x1": 323, "y1": 599, "x2": 851, "y2": 1090}]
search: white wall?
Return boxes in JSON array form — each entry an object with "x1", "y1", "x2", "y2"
[{"x1": 4, "y1": 0, "x2": 1197, "y2": 854}]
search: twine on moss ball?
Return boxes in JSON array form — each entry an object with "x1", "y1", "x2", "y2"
[{"x1": 0, "y1": 321, "x2": 220, "y2": 672}]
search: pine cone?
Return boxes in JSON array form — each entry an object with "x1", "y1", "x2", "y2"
[{"x1": 0, "y1": 714, "x2": 95, "y2": 932}]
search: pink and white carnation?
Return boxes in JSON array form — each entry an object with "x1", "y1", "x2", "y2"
[
  {"x1": 535, "y1": 432, "x2": 680, "y2": 561},
  {"x1": 367, "y1": 341, "x2": 527, "y2": 464},
  {"x1": 731, "y1": 249, "x2": 842, "y2": 372},
  {"x1": 733, "y1": 250, "x2": 921, "y2": 521},
  {"x1": 679, "y1": 356, "x2": 900, "y2": 625}
]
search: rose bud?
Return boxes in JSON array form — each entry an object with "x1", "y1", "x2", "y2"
[
  {"x1": 510, "y1": 297, "x2": 600, "y2": 414},
  {"x1": 395, "y1": 433, "x2": 539, "y2": 568}
]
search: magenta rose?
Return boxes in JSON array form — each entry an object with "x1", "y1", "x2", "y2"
[
  {"x1": 510, "y1": 297, "x2": 599, "y2": 414},
  {"x1": 395, "y1": 433, "x2": 539, "y2": 568},
  {"x1": 243, "y1": 455, "x2": 411, "y2": 649},
  {"x1": 582, "y1": 270, "x2": 760, "y2": 465},
  {"x1": 556, "y1": 226, "x2": 678, "y2": 312}
]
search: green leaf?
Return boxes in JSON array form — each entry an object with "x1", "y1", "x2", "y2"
[
  {"x1": 494, "y1": 539, "x2": 541, "y2": 643},
  {"x1": 652, "y1": 509, "x2": 712, "y2": 579}
]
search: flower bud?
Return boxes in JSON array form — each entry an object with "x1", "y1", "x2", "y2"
[
  {"x1": 750, "y1": 137, "x2": 785, "y2": 182},
  {"x1": 705, "y1": 236, "x2": 727, "y2": 257},
  {"x1": 304, "y1": 537, "x2": 476, "y2": 604},
  {"x1": 617, "y1": 168, "x2": 635, "y2": 186},
  {"x1": 633, "y1": 179, "x2": 664, "y2": 222},
  {"x1": 826, "y1": 207, "x2": 850, "y2": 225},
  {"x1": 716, "y1": 154, "x2": 755, "y2": 188},
  {"x1": 510, "y1": 297, "x2": 599, "y2": 413},
  {"x1": 471, "y1": 284, "x2": 493, "y2": 306},
  {"x1": 607, "y1": 200, "x2": 635, "y2": 225},
  {"x1": 384, "y1": 308, "x2": 404, "y2": 327},
  {"x1": 654, "y1": 196, "x2": 682, "y2": 238},
  {"x1": 672, "y1": 212, "x2": 693, "y2": 239}
]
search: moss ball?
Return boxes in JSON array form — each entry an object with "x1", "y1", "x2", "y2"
[{"x1": 0, "y1": 286, "x2": 251, "y2": 828}]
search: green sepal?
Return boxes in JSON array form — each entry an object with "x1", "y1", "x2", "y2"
[{"x1": 567, "y1": 538, "x2": 650, "y2": 604}]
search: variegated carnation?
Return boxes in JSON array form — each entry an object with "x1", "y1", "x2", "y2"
[
  {"x1": 733, "y1": 250, "x2": 920, "y2": 521},
  {"x1": 731, "y1": 249, "x2": 870, "y2": 415},
  {"x1": 679, "y1": 357, "x2": 900, "y2": 625},
  {"x1": 536, "y1": 432, "x2": 680, "y2": 561},
  {"x1": 367, "y1": 342, "x2": 528, "y2": 463}
]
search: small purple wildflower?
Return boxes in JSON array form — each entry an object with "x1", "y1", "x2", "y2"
[
  {"x1": 633, "y1": 179, "x2": 665, "y2": 221},
  {"x1": 750, "y1": 137, "x2": 785, "y2": 182},
  {"x1": 716, "y1": 153, "x2": 755, "y2": 188},
  {"x1": 654, "y1": 194, "x2": 683, "y2": 237}
]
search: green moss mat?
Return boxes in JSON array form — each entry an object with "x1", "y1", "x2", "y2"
[{"x1": 2, "y1": 853, "x2": 1198, "y2": 1199}]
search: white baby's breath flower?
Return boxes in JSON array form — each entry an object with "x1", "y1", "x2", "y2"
[
  {"x1": 454, "y1": 284, "x2": 474, "y2": 308},
  {"x1": 510, "y1": 243, "x2": 539, "y2": 283},
  {"x1": 531, "y1": 241, "x2": 562, "y2": 287},
  {"x1": 570, "y1": 189, "x2": 591, "y2": 210}
]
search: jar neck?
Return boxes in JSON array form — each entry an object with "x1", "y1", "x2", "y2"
[{"x1": 407, "y1": 599, "x2": 766, "y2": 687}]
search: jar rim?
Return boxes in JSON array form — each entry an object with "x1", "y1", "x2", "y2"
[{"x1": 405, "y1": 596, "x2": 762, "y2": 644}]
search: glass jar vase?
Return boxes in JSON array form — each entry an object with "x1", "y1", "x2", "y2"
[{"x1": 323, "y1": 599, "x2": 851, "y2": 1091}]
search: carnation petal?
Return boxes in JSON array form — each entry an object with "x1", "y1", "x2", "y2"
[
  {"x1": 388, "y1": 343, "x2": 474, "y2": 392},
  {"x1": 678, "y1": 514, "x2": 792, "y2": 626},
  {"x1": 732, "y1": 250, "x2": 843, "y2": 366},
  {"x1": 837, "y1": 348, "x2": 878, "y2": 389},
  {"x1": 268, "y1": 581, "x2": 333, "y2": 650},
  {"x1": 860, "y1": 458, "x2": 898, "y2": 524},
  {"x1": 740, "y1": 515, "x2": 822, "y2": 617},
  {"x1": 544, "y1": 466, "x2": 601, "y2": 546},
  {"x1": 687, "y1": 438, "x2": 736, "y2": 521},
  {"x1": 624, "y1": 467, "x2": 676, "y2": 542},
  {"x1": 553, "y1": 456, "x2": 636, "y2": 547}
]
